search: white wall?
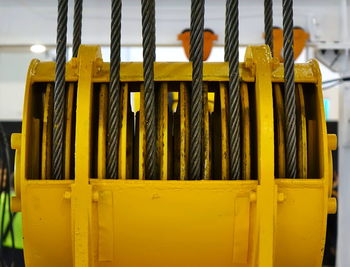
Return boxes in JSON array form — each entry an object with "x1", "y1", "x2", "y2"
[
  {"x1": 338, "y1": 81, "x2": 350, "y2": 267},
  {"x1": 0, "y1": 0, "x2": 348, "y2": 46},
  {"x1": 0, "y1": 51, "x2": 51, "y2": 121}
]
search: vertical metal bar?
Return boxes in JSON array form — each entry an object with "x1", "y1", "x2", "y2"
[
  {"x1": 296, "y1": 84, "x2": 307, "y2": 178},
  {"x1": 282, "y1": 0, "x2": 297, "y2": 178},
  {"x1": 219, "y1": 82, "x2": 229, "y2": 180},
  {"x1": 41, "y1": 83, "x2": 53, "y2": 180},
  {"x1": 274, "y1": 84, "x2": 286, "y2": 178},
  {"x1": 98, "y1": 84, "x2": 108, "y2": 179},
  {"x1": 189, "y1": 0, "x2": 205, "y2": 180},
  {"x1": 64, "y1": 83, "x2": 75, "y2": 180},
  {"x1": 53, "y1": 0, "x2": 68, "y2": 180},
  {"x1": 158, "y1": 83, "x2": 169, "y2": 180},
  {"x1": 107, "y1": 0, "x2": 122, "y2": 179},
  {"x1": 138, "y1": 87, "x2": 146, "y2": 180},
  {"x1": 73, "y1": 0, "x2": 83, "y2": 57},
  {"x1": 203, "y1": 83, "x2": 210, "y2": 180},
  {"x1": 264, "y1": 0, "x2": 273, "y2": 55},
  {"x1": 179, "y1": 82, "x2": 190, "y2": 180},
  {"x1": 141, "y1": 0, "x2": 157, "y2": 179},
  {"x1": 32, "y1": 119, "x2": 41, "y2": 179},
  {"x1": 225, "y1": 0, "x2": 241, "y2": 179},
  {"x1": 240, "y1": 82, "x2": 251, "y2": 180},
  {"x1": 118, "y1": 83, "x2": 129, "y2": 179}
]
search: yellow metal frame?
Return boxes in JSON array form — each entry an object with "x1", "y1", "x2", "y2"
[{"x1": 11, "y1": 45, "x2": 336, "y2": 267}]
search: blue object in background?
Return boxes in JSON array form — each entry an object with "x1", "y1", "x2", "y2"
[{"x1": 324, "y1": 98, "x2": 330, "y2": 121}]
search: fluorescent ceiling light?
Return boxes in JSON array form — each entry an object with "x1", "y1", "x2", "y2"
[{"x1": 30, "y1": 44, "x2": 46, "y2": 53}]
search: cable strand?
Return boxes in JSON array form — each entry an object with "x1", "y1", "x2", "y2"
[
  {"x1": 53, "y1": 0, "x2": 68, "y2": 180},
  {"x1": 72, "y1": 0, "x2": 83, "y2": 57},
  {"x1": 283, "y1": 0, "x2": 297, "y2": 178},
  {"x1": 225, "y1": 0, "x2": 241, "y2": 179},
  {"x1": 107, "y1": 0, "x2": 122, "y2": 179},
  {"x1": 142, "y1": 0, "x2": 157, "y2": 179},
  {"x1": 264, "y1": 0, "x2": 273, "y2": 54},
  {"x1": 189, "y1": 0, "x2": 205, "y2": 180}
]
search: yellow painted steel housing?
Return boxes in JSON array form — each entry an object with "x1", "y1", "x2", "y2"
[{"x1": 11, "y1": 45, "x2": 336, "y2": 267}]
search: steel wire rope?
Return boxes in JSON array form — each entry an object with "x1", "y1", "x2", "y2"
[
  {"x1": 264, "y1": 0, "x2": 273, "y2": 54},
  {"x1": 72, "y1": 0, "x2": 83, "y2": 57},
  {"x1": 53, "y1": 0, "x2": 68, "y2": 180},
  {"x1": 225, "y1": 0, "x2": 241, "y2": 179},
  {"x1": 107, "y1": 0, "x2": 122, "y2": 179},
  {"x1": 141, "y1": 0, "x2": 157, "y2": 179},
  {"x1": 189, "y1": 0, "x2": 205, "y2": 180},
  {"x1": 283, "y1": 0, "x2": 297, "y2": 178}
]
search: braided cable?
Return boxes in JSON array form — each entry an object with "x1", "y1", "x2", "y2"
[
  {"x1": 53, "y1": 0, "x2": 68, "y2": 180},
  {"x1": 283, "y1": 0, "x2": 297, "y2": 178},
  {"x1": 224, "y1": 0, "x2": 229, "y2": 62},
  {"x1": 107, "y1": 0, "x2": 122, "y2": 179},
  {"x1": 264, "y1": 0, "x2": 273, "y2": 55},
  {"x1": 142, "y1": 0, "x2": 157, "y2": 179},
  {"x1": 225, "y1": 0, "x2": 241, "y2": 180},
  {"x1": 72, "y1": 0, "x2": 83, "y2": 57},
  {"x1": 189, "y1": 0, "x2": 205, "y2": 180}
]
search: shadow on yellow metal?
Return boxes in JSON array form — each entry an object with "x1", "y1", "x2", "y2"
[{"x1": 11, "y1": 45, "x2": 336, "y2": 267}]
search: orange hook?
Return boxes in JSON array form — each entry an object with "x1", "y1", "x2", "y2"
[
  {"x1": 264, "y1": 26, "x2": 309, "y2": 62},
  {"x1": 178, "y1": 29, "x2": 218, "y2": 61}
]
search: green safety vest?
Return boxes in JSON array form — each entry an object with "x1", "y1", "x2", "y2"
[{"x1": 1, "y1": 193, "x2": 23, "y2": 249}]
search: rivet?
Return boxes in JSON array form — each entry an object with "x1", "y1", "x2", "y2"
[
  {"x1": 92, "y1": 191, "x2": 99, "y2": 202},
  {"x1": 250, "y1": 192, "x2": 257, "y2": 202},
  {"x1": 63, "y1": 191, "x2": 71, "y2": 200},
  {"x1": 277, "y1": 192, "x2": 285, "y2": 202}
]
